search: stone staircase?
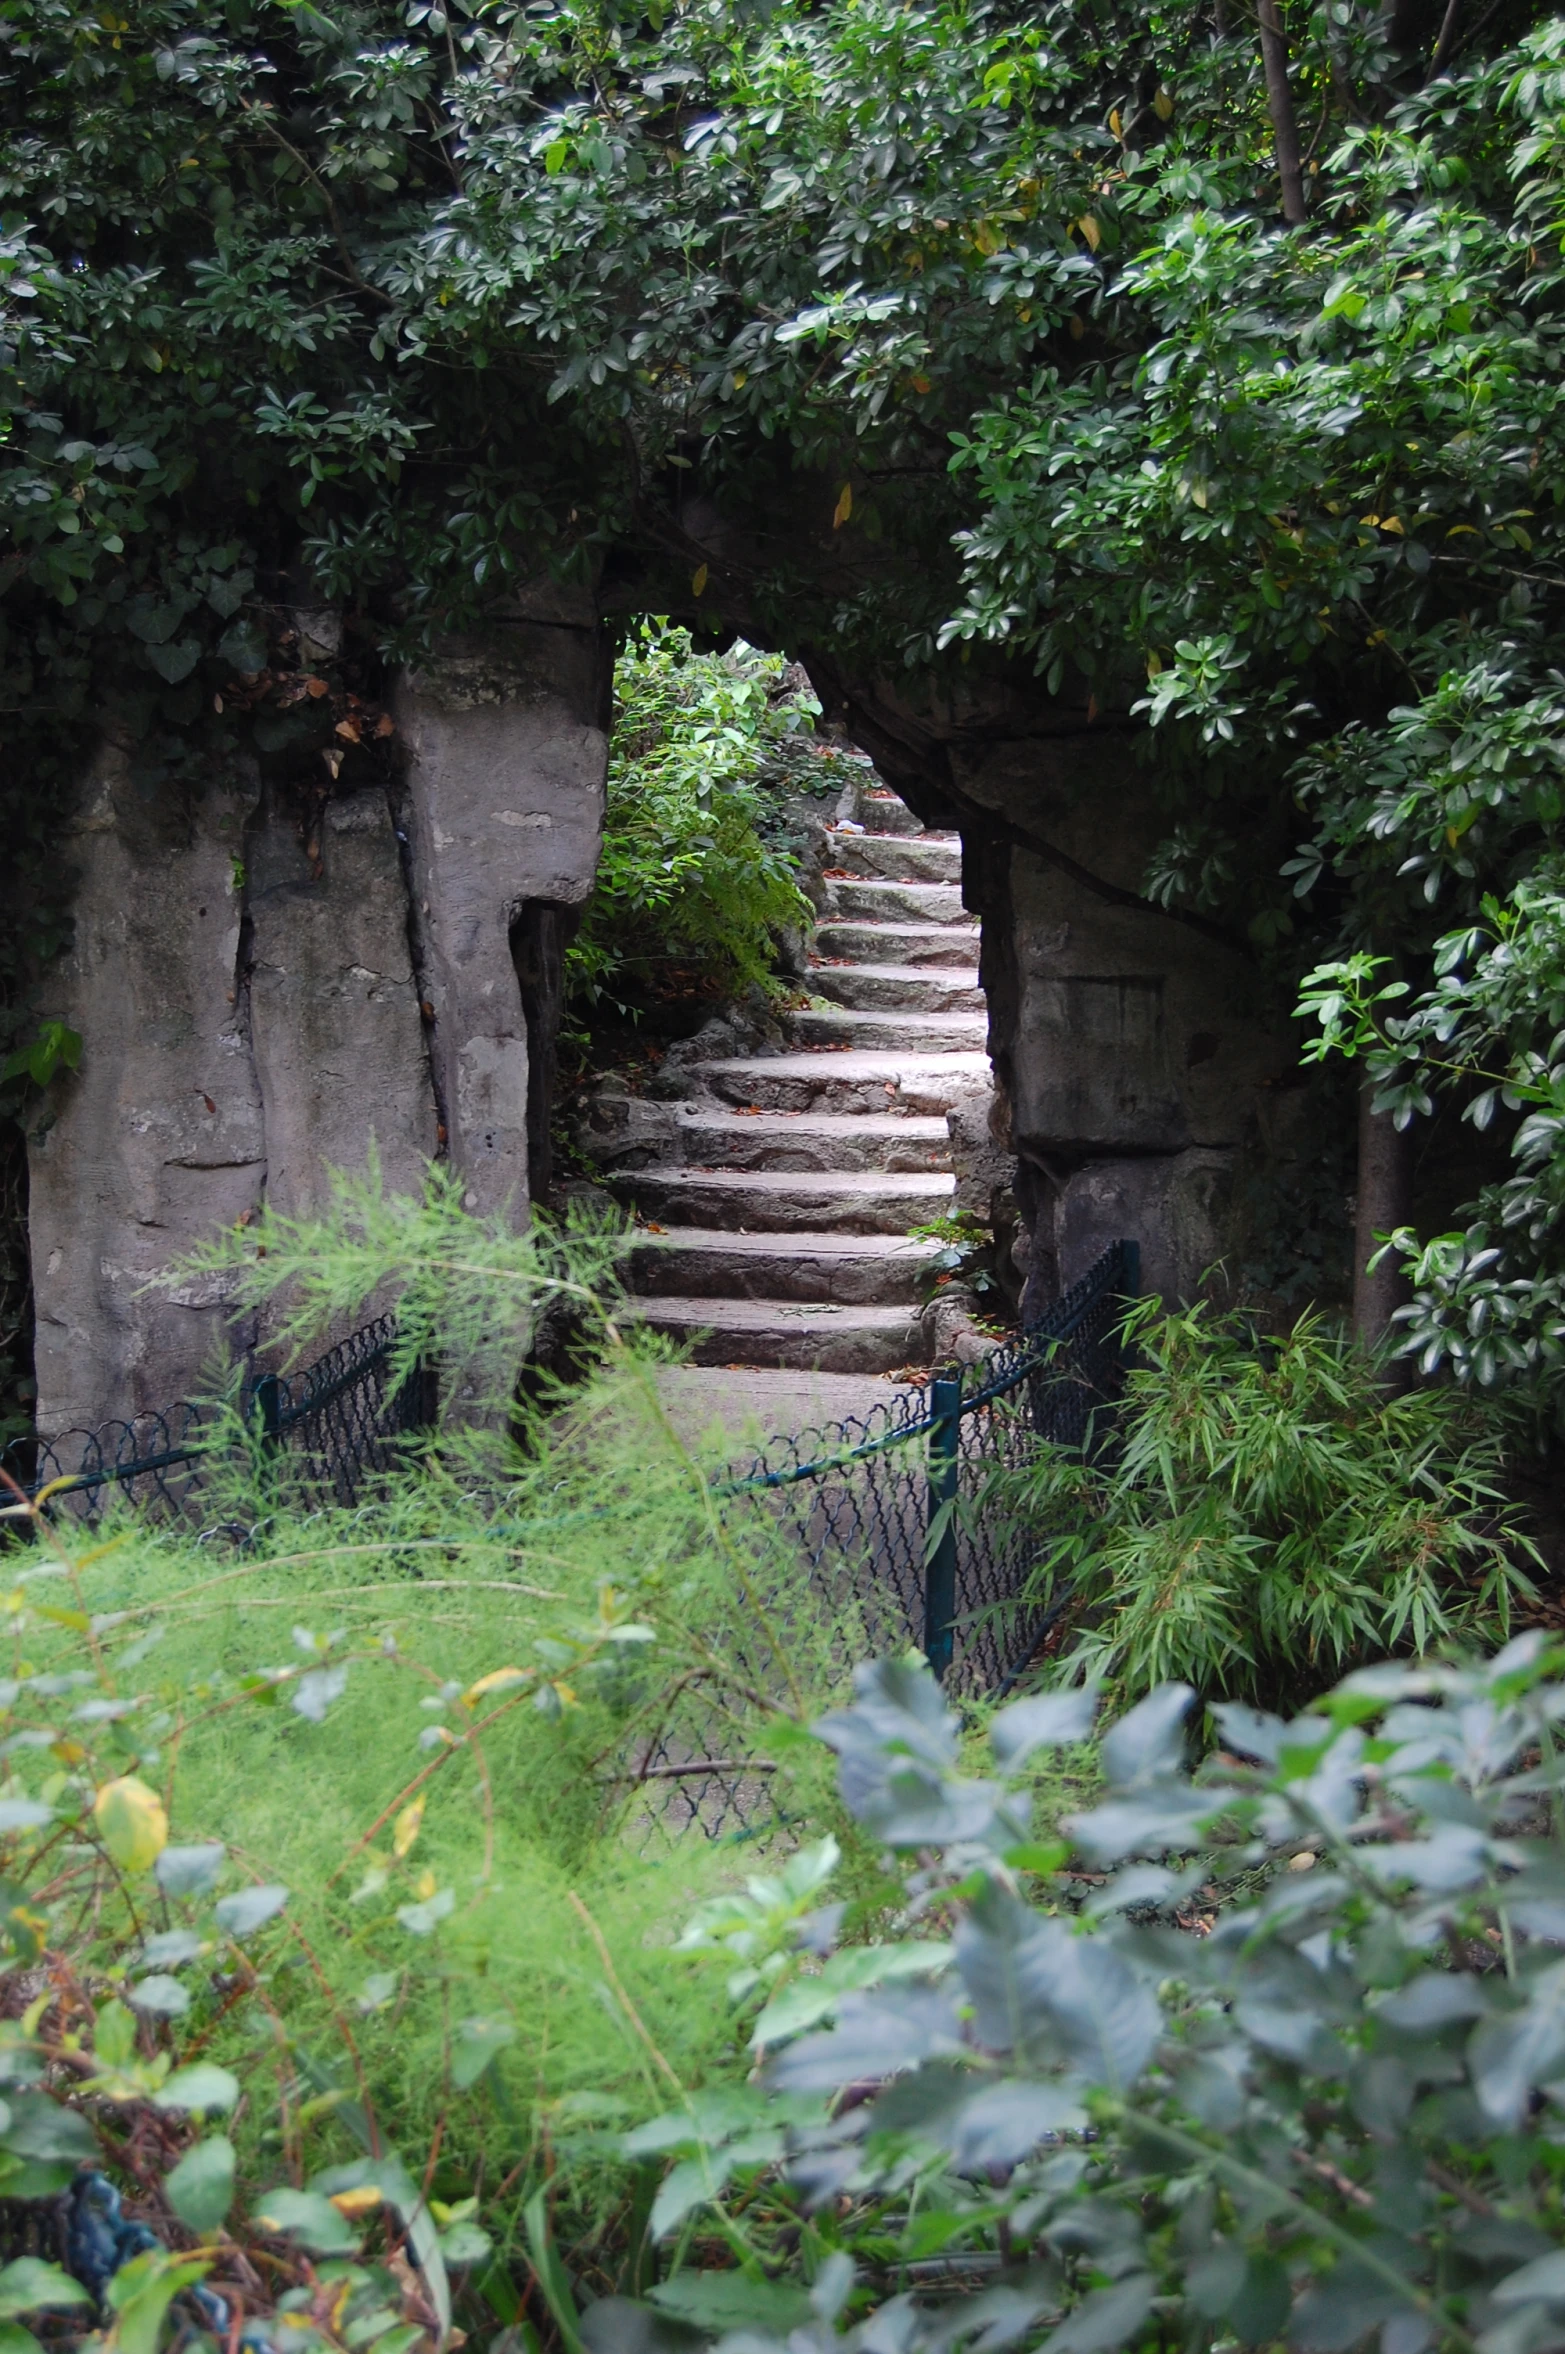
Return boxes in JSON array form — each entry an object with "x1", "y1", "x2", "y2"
[{"x1": 583, "y1": 789, "x2": 995, "y2": 1373}]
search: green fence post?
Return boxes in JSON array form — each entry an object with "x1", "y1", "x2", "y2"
[
  {"x1": 252, "y1": 1372, "x2": 283, "y2": 1457},
  {"x1": 924, "y1": 1373, "x2": 962, "y2": 1681}
]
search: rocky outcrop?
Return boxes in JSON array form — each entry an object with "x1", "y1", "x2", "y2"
[
  {"x1": 248, "y1": 785, "x2": 434, "y2": 1220},
  {"x1": 795, "y1": 658, "x2": 1296, "y2": 1312},
  {"x1": 397, "y1": 621, "x2": 609, "y2": 1224},
  {"x1": 27, "y1": 618, "x2": 609, "y2": 1437},
  {"x1": 26, "y1": 744, "x2": 267, "y2": 1435}
]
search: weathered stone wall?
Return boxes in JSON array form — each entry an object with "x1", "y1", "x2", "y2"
[
  {"x1": 955, "y1": 734, "x2": 1289, "y2": 1308},
  {"x1": 247, "y1": 784, "x2": 435, "y2": 1221},
  {"x1": 27, "y1": 618, "x2": 609, "y2": 1437},
  {"x1": 796, "y1": 656, "x2": 1296, "y2": 1311},
  {"x1": 397, "y1": 618, "x2": 609, "y2": 1225},
  {"x1": 27, "y1": 743, "x2": 266, "y2": 1435}
]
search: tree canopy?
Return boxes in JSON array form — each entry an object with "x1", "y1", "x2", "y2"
[{"x1": 5, "y1": 0, "x2": 1565, "y2": 1397}]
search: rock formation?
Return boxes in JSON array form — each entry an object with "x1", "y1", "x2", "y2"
[
  {"x1": 27, "y1": 616, "x2": 608, "y2": 1438},
  {"x1": 25, "y1": 566, "x2": 1304, "y2": 1437}
]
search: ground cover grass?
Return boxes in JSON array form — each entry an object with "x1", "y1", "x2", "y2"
[{"x1": 0, "y1": 1285, "x2": 871, "y2": 2342}]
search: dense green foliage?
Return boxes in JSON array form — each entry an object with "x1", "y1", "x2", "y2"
[
  {"x1": 589, "y1": 1643, "x2": 1565, "y2": 2354},
  {"x1": 1000, "y1": 1298, "x2": 1537, "y2": 1705},
  {"x1": 8, "y1": 0, "x2": 1565, "y2": 1384},
  {"x1": 0, "y1": 1198, "x2": 857, "y2": 2352},
  {"x1": 567, "y1": 628, "x2": 818, "y2": 1018}
]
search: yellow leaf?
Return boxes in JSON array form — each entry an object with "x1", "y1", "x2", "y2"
[
  {"x1": 832, "y1": 483, "x2": 853, "y2": 529},
  {"x1": 393, "y1": 1796, "x2": 425, "y2": 1858},
  {"x1": 1109, "y1": 107, "x2": 1123, "y2": 137},
  {"x1": 1380, "y1": 515, "x2": 1405, "y2": 534},
  {"x1": 731, "y1": 368, "x2": 746, "y2": 390},
  {"x1": 1068, "y1": 315, "x2": 1085, "y2": 340},
  {"x1": 414, "y1": 1867, "x2": 437, "y2": 1902},
  {"x1": 1190, "y1": 477, "x2": 1209, "y2": 510},
  {"x1": 691, "y1": 564, "x2": 708, "y2": 597},
  {"x1": 910, "y1": 373, "x2": 932, "y2": 393},
  {"x1": 93, "y1": 1776, "x2": 168, "y2": 1876},
  {"x1": 1076, "y1": 215, "x2": 1101, "y2": 252},
  {"x1": 1153, "y1": 86, "x2": 1174, "y2": 120},
  {"x1": 329, "y1": 2186, "x2": 383, "y2": 2218},
  {"x1": 463, "y1": 1666, "x2": 530, "y2": 1706},
  {"x1": 1447, "y1": 826, "x2": 1460, "y2": 847},
  {"x1": 1146, "y1": 651, "x2": 1164, "y2": 677}
]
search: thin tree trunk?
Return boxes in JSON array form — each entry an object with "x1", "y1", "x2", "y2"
[
  {"x1": 1257, "y1": 0, "x2": 1308, "y2": 225},
  {"x1": 1352, "y1": 1080, "x2": 1416, "y2": 1384},
  {"x1": 1430, "y1": 0, "x2": 1464, "y2": 74}
]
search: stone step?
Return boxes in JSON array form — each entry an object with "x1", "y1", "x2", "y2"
[
  {"x1": 808, "y1": 962, "x2": 984, "y2": 1015},
  {"x1": 696, "y1": 1050, "x2": 992, "y2": 1114},
  {"x1": 671, "y1": 1108, "x2": 951, "y2": 1175},
  {"x1": 814, "y1": 919, "x2": 979, "y2": 968},
  {"x1": 859, "y1": 792, "x2": 925, "y2": 836},
  {"x1": 820, "y1": 877, "x2": 966, "y2": 924},
  {"x1": 626, "y1": 1296, "x2": 926, "y2": 1373},
  {"x1": 610, "y1": 1166, "x2": 956, "y2": 1233},
  {"x1": 630, "y1": 1227, "x2": 943, "y2": 1304},
  {"x1": 825, "y1": 830, "x2": 962, "y2": 884},
  {"x1": 788, "y1": 1006, "x2": 989, "y2": 1052}
]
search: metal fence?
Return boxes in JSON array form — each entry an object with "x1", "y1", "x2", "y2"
[
  {"x1": 624, "y1": 1240, "x2": 1139, "y2": 1840},
  {"x1": 2, "y1": 1314, "x2": 433, "y2": 1526},
  {"x1": 7, "y1": 1246, "x2": 1139, "y2": 1847}
]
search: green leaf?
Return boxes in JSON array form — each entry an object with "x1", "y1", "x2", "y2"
[
  {"x1": 215, "y1": 620, "x2": 268, "y2": 672},
  {"x1": 214, "y1": 1883, "x2": 288, "y2": 1937},
  {"x1": 253, "y1": 2187, "x2": 359, "y2": 2254},
  {"x1": 146, "y1": 637, "x2": 202, "y2": 684},
  {"x1": 0, "y1": 2259, "x2": 90, "y2": 2319},
  {"x1": 0, "y1": 2096, "x2": 97, "y2": 2163},
  {"x1": 648, "y1": 2274, "x2": 812, "y2": 2334},
  {"x1": 154, "y1": 2064, "x2": 240, "y2": 2116},
  {"x1": 107, "y1": 2251, "x2": 211, "y2": 2354},
  {"x1": 155, "y1": 1844, "x2": 224, "y2": 1897},
  {"x1": 166, "y1": 2136, "x2": 236, "y2": 2234},
  {"x1": 451, "y1": 2015, "x2": 516, "y2": 2090}
]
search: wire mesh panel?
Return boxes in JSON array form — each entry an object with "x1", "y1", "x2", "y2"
[
  {"x1": 259, "y1": 1316, "x2": 434, "y2": 1512},
  {"x1": 665, "y1": 1241, "x2": 1141, "y2": 1838},
  {"x1": 8, "y1": 1404, "x2": 216, "y2": 1527},
  {"x1": 2, "y1": 1318, "x2": 433, "y2": 1530}
]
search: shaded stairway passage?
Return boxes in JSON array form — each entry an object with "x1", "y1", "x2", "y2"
[{"x1": 600, "y1": 790, "x2": 993, "y2": 1372}]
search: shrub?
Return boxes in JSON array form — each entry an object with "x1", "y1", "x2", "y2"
[
  {"x1": 999, "y1": 1298, "x2": 1538, "y2": 1707},
  {"x1": 567, "y1": 625, "x2": 820, "y2": 1017},
  {"x1": 594, "y1": 1640, "x2": 1565, "y2": 2354},
  {"x1": 0, "y1": 1182, "x2": 848, "y2": 2353}
]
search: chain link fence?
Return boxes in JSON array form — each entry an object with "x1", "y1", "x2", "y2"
[
  {"x1": 620, "y1": 1241, "x2": 1138, "y2": 1841},
  {"x1": 7, "y1": 1247, "x2": 1138, "y2": 1848},
  {"x1": 1, "y1": 1314, "x2": 432, "y2": 1526}
]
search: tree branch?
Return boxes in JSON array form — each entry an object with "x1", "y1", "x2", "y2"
[{"x1": 1257, "y1": 0, "x2": 1308, "y2": 224}]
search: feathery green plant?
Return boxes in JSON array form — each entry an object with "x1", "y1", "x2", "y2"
[{"x1": 995, "y1": 1299, "x2": 1538, "y2": 1707}]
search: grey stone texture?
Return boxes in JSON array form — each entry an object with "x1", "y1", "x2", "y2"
[
  {"x1": 27, "y1": 744, "x2": 266, "y2": 1436},
  {"x1": 953, "y1": 735, "x2": 1285, "y2": 1304},
  {"x1": 248, "y1": 786, "x2": 435, "y2": 1220},
  {"x1": 28, "y1": 617, "x2": 610, "y2": 1436},
  {"x1": 795, "y1": 655, "x2": 1297, "y2": 1312},
  {"x1": 396, "y1": 623, "x2": 608, "y2": 1224}
]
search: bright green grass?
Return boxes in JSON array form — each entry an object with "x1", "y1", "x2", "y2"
[{"x1": 17, "y1": 1350, "x2": 847, "y2": 2292}]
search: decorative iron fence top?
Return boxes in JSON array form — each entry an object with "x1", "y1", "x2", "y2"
[
  {"x1": 730, "y1": 1238, "x2": 1138, "y2": 1494},
  {"x1": 2, "y1": 1313, "x2": 409, "y2": 1519}
]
